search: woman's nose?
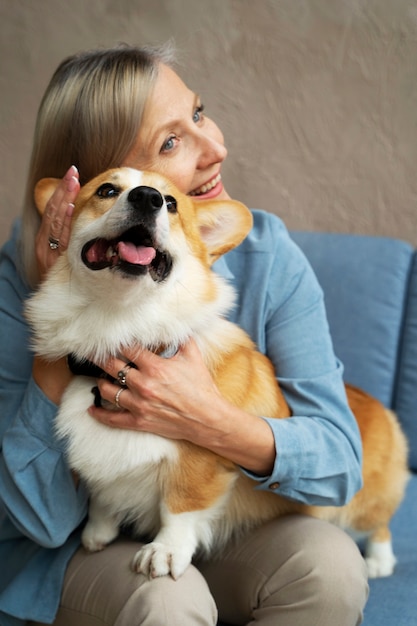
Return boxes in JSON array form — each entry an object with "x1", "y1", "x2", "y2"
[{"x1": 195, "y1": 129, "x2": 228, "y2": 170}]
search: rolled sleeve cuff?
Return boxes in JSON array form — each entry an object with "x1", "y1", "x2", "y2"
[{"x1": 239, "y1": 416, "x2": 302, "y2": 497}]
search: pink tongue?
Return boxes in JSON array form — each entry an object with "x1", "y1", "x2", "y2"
[{"x1": 118, "y1": 241, "x2": 157, "y2": 265}]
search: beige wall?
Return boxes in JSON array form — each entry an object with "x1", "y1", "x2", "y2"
[{"x1": 1, "y1": 0, "x2": 416, "y2": 248}]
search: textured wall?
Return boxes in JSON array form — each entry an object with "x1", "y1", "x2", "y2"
[{"x1": 1, "y1": 0, "x2": 416, "y2": 247}]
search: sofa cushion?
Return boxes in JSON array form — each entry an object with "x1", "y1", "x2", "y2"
[
  {"x1": 291, "y1": 232, "x2": 416, "y2": 465},
  {"x1": 394, "y1": 252, "x2": 417, "y2": 469}
]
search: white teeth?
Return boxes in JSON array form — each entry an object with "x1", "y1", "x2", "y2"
[{"x1": 190, "y1": 173, "x2": 221, "y2": 196}]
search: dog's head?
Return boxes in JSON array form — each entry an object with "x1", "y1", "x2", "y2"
[
  {"x1": 31, "y1": 169, "x2": 253, "y2": 359},
  {"x1": 34, "y1": 168, "x2": 253, "y2": 285}
]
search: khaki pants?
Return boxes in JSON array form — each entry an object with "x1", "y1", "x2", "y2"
[{"x1": 30, "y1": 515, "x2": 369, "y2": 626}]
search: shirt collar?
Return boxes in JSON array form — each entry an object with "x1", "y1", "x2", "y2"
[{"x1": 212, "y1": 255, "x2": 234, "y2": 280}]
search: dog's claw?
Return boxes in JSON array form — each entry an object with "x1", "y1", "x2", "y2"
[{"x1": 132, "y1": 542, "x2": 191, "y2": 580}]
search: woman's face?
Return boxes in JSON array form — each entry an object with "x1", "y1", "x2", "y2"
[{"x1": 123, "y1": 63, "x2": 229, "y2": 200}]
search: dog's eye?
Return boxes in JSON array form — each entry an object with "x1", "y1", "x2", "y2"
[
  {"x1": 165, "y1": 195, "x2": 177, "y2": 214},
  {"x1": 96, "y1": 183, "x2": 120, "y2": 198}
]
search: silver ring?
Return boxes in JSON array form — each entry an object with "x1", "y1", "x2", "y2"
[
  {"x1": 48, "y1": 236, "x2": 60, "y2": 250},
  {"x1": 114, "y1": 387, "x2": 125, "y2": 409},
  {"x1": 117, "y1": 365, "x2": 131, "y2": 387}
]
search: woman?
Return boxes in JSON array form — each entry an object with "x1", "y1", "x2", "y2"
[{"x1": 0, "y1": 44, "x2": 368, "y2": 626}]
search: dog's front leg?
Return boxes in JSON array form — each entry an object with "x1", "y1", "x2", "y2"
[
  {"x1": 81, "y1": 493, "x2": 120, "y2": 552},
  {"x1": 132, "y1": 503, "x2": 202, "y2": 580}
]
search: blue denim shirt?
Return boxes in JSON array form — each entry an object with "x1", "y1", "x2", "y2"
[{"x1": 0, "y1": 211, "x2": 362, "y2": 625}]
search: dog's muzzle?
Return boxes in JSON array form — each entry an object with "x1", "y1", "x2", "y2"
[{"x1": 81, "y1": 186, "x2": 174, "y2": 281}]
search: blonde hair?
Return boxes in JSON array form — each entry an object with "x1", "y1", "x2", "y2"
[{"x1": 20, "y1": 42, "x2": 175, "y2": 287}]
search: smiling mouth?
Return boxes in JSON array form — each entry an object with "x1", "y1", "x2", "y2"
[
  {"x1": 189, "y1": 173, "x2": 222, "y2": 197},
  {"x1": 81, "y1": 225, "x2": 173, "y2": 281}
]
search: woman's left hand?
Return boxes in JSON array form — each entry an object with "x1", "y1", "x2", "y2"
[{"x1": 89, "y1": 339, "x2": 225, "y2": 445}]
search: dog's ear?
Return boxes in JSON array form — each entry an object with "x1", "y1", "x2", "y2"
[
  {"x1": 34, "y1": 178, "x2": 61, "y2": 215},
  {"x1": 195, "y1": 199, "x2": 253, "y2": 264}
]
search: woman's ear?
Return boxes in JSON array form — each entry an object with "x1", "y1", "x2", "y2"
[
  {"x1": 195, "y1": 199, "x2": 253, "y2": 265},
  {"x1": 34, "y1": 178, "x2": 61, "y2": 215}
]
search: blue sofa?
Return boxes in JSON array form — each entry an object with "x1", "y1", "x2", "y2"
[{"x1": 219, "y1": 231, "x2": 417, "y2": 626}]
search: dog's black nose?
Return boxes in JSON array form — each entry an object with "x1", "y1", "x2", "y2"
[{"x1": 128, "y1": 186, "x2": 164, "y2": 213}]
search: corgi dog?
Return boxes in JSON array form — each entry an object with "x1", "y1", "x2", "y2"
[{"x1": 26, "y1": 167, "x2": 409, "y2": 580}]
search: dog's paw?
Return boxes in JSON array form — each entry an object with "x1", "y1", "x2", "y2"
[
  {"x1": 365, "y1": 555, "x2": 396, "y2": 578},
  {"x1": 81, "y1": 520, "x2": 119, "y2": 553},
  {"x1": 132, "y1": 542, "x2": 192, "y2": 580},
  {"x1": 365, "y1": 540, "x2": 397, "y2": 578}
]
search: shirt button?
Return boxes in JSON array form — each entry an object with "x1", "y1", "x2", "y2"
[{"x1": 269, "y1": 482, "x2": 280, "y2": 490}]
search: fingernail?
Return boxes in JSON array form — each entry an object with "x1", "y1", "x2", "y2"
[{"x1": 65, "y1": 165, "x2": 78, "y2": 179}]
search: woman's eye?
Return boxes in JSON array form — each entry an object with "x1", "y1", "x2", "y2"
[
  {"x1": 193, "y1": 104, "x2": 205, "y2": 123},
  {"x1": 161, "y1": 136, "x2": 176, "y2": 153},
  {"x1": 96, "y1": 183, "x2": 120, "y2": 198}
]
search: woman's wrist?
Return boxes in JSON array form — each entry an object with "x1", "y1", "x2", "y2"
[
  {"x1": 194, "y1": 396, "x2": 276, "y2": 477},
  {"x1": 32, "y1": 355, "x2": 73, "y2": 405}
]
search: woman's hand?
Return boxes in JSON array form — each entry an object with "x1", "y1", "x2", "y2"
[
  {"x1": 88, "y1": 339, "x2": 276, "y2": 476},
  {"x1": 90, "y1": 340, "x2": 224, "y2": 442},
  {"x1": 35, "y1": 165, "x2": 80, "y2": 279},
  {"x1": 32, "y1": 166, "x2": 80, "y2": 403}
]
